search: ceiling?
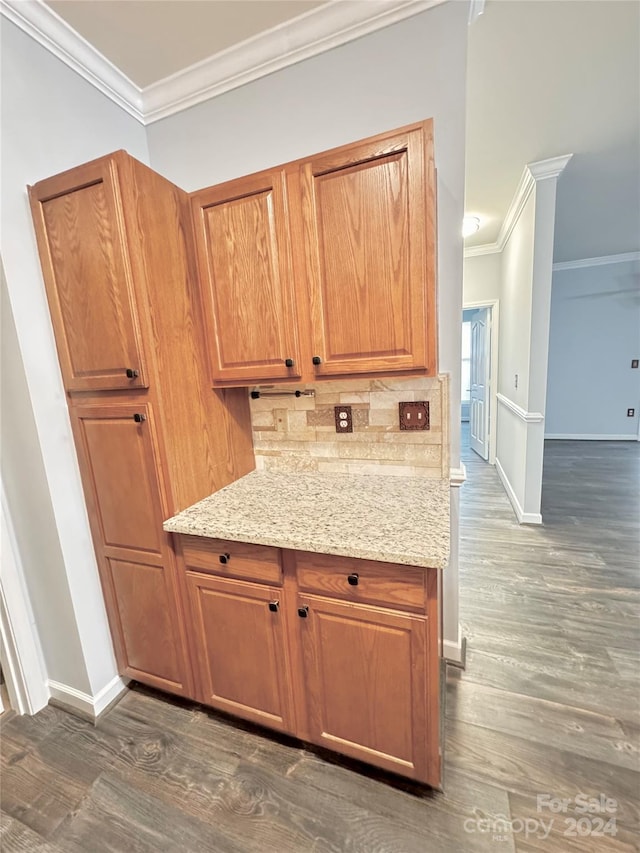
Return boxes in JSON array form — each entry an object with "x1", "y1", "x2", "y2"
[
  {"x1": 40, "y1": 0, "x2": 640, "y2": 262},
  {"x1": 45, "y1": 0, "x2": 326, "y2": 88},
  {"x1": 465, "y1": 0, "x2": 639, "y2": 262}
]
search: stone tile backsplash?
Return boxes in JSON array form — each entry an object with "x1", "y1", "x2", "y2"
[{"x1": 249, "y1": 375, "x2": 449, "y2": 478}]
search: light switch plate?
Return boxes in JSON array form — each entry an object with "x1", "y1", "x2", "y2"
[{"x1": 399, "y1": 401, "x2": 430, "y2": 430}]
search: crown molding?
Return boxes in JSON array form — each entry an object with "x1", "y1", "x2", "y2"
[
  {"x1": 0, "y1": 0, "x2": 144, "y2": 122},
  {"x1": 464, "y1": 241, "x2": 501, "y2": 258},
  {"x1": 464, "y1": 154, "x2": 572, "y2": 259},
  {"x1": 468, "y1": 0, "x2": 485, "y2": 25},
  {"x1": 143, "y1": 0, "x2": 447, "y2": 123},
  {"x1": 527, "y1": 154, "x2": 574, "y2": 182},
  {"x1": 553, "y1": 250, "x2": 640, "y2": 272},
  {"x1": 1, "y1": 0, "x2": 447, "y2": 126}
]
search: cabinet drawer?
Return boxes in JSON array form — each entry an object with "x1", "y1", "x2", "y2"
[
  {"x1": 295, "y1": 551, "x2": 425, "y2": 612},
  {"x1": 177, "y1": 536, "x2": 282, "y2": 585}
]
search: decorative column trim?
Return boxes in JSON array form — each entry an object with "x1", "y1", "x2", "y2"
[{"x1": 465, "y1": 154, "x2": 573, "y2": 258}]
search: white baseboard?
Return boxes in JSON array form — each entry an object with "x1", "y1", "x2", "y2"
[
  {"x1": 495, "y1": 458, "x2": 542, "y2": 525},
  {"x1": 48, "y1": 674, "x2": 129, "y2": 720},
  {"x1": 545, "y1": 433, "x2": 638, "y2": 441},
  {"x1": 443, "y1": 636, "x2": 465, "y2": 667},
  {"x1": 443, "y1": 624, "x2": 465, "y2": 666},
  {"x1": 449, "y1": 464, "x2": 467, "y2": 488}
]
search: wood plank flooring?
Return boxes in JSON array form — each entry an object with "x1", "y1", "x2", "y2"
[{"x1": 2, "y1": 432, "x2": 638, "y2": 851}]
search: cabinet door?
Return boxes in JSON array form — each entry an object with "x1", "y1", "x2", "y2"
[
  {"x1": 298, "y1": 595, "x2": 434, "y2": 783},
  {"x1": 71, "y1": 403, "x2": 192, "y2": 695},
  {"x1": 185, "y1": 572, "x2": 295, "y2": 733},
  {"x1": 294, "y1": 122, "x2": 436, "y2": 377},
  {"x1": 192, "y1": 169, "x2": 301, "y2": 384},
  {"x1": 29, "y1": 158, "x2": 148, "y2": 392}
]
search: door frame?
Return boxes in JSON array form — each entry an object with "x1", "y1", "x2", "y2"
[
  {"x1": 462, "y1": 299, "x2": 499, "y2": 465},
  {"x1": 0, "y1": 480, "x2": 49, "y2": 715}
]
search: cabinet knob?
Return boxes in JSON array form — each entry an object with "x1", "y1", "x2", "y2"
[
  {"x1": 312, "y1": 356, "x2": 322, "y2": 366},
  {"x1": 297, "y1": 606, "x2": 309, "y2": 618},
  {"x1": 125, "y1": 368, "x2": 139, "y2": 379},
  {"x1": 268, "y1": 600, "x2": 279, "y2": 613},
  {"x1": 133, "y1": 413, "x2": 146, "y2": 423},
  {"x1": 347, "y1": 573, "x2": 359, "y2": 586},
  {"x1": 219, "y1": 553, "x2": 231, "y2": 564},
  {"x1": 284, "y1": 358, "x2": 295, "y2": 368}
]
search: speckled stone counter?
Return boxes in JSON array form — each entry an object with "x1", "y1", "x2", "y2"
[{"x1": 164, "y1": 471, "x2": 450, "y2": 569}]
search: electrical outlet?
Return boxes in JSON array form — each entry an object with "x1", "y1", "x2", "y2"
[
  {"x1": 399, "y1": 401, "x2": 430, "y2": 430},
  {"x1": 334, "y1": 406, "x2": 353, "y2": 433},
  {"x1": 632, "y1": 359, "x2": 639, "y2": 369},
  {"x1": 627, "y1": 408, "x2": 635, "y2": 417}
]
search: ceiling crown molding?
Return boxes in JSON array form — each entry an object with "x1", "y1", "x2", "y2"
[
  {"x1": 464, "y1": 154, "x2": 573, "y2": 259},
  {"x1": 468, "y1": 0, "x2": 485, "y2": 25},
  {"x1": 552, "y1": 250, "x2": 640, "y2": 271},
  {"x1": 0, "y1": 0, "x2": 143, "y2": 122},
  {"x1": 1, "y1": 0, "x2": 447, "y2": 126},
  {"x1": 144, "y1": 0, "x2": 447, "y2": 123}
]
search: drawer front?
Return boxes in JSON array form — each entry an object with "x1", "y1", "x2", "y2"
[
  {"x1": 177, "y1": 536, "x2": 282, "y2": 585},
  {"x1": 295, "y1": 551, "x2": 425, "y2": 612}
]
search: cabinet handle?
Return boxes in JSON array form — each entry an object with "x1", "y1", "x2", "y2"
[
  {"x1": 312, "y1": 356, "x2": 322, "y2": 366},
  {"x1": 284, "y1": 358, "x2": 295, "y2": 368},
  {"x1": 133, "y1": 413, "x2": 146, "y2": 423},
  {"x1": 297, "y1": 606, "x2": 309, "y2": 618},
  {"x1": 268, "y1": 600, "x2": 279, "y2": 613},
  {"x1": 125, "y1": 368, "x2": 139, "y2": 379},
  {"x1": 219, "y1": 553, "x2": 231, "y2": 564},
  {"x1": 347, "y1": 573, "x2": 359, "y2": 586}
]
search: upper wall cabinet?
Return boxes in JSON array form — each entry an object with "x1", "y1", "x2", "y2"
[
  {"x1": 191, "y1": 169, "x2": 302, "y2": 384},
  {"x1": 192, "y1": 120, "x2": 437, "y2": 386},
  {"x1": 291, "y1": 121, "x2": 436, "y2": 379},
  {"x1": 29, "y1": 157, "x2": 148, "y2": 392}
]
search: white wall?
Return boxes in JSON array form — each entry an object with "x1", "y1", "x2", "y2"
[
  {"x1": 148, "y1": 1, "x2": 469, "y2": 659},
  {"x1": 1, "y1": 21, "x2": 149, "y2": 702},
  {"x1": 546, "y1": 259, "x2": 640, "y2": 438},
  {"x1": 463, "y1": 253, "x2": 501, "y2": 304}
]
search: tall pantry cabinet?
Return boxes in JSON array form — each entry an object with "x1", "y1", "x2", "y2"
[{"x1": 28, "y1": 151, "x2": 255, "y2": 697}]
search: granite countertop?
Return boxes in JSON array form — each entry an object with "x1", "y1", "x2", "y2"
[{"x1": 164, "y1": 471, "x2": 450, "y2": 569}]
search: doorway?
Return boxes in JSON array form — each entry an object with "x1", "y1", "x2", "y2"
[{"x1": 461, "y1": 300, "x2": 499, "y2": 464}]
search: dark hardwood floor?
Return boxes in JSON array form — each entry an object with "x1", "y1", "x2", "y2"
[{"x1": 2, "y1": 432, "x2": 638, "y2": 852}]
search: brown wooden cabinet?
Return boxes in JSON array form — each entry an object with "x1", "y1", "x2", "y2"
[
  {"x1": 191, "y1": 169, "x2": 302, "y2": 384},
  {"x1": 29, "y1": 157, "x2": 149, "y2": 393},
  {"x1": 192, "y1": 120, "x2": 437, "y2": 386},
  {"x1": 292, "y1": 122, "x2": 436, "y2": 379},
  {"x1": 177, "y1": 536, "x2": 295, "y2": 731},
  {"x1": 29, "y1": 152, "x2": 255, "y2": 696},
  {"x1": 298, "y1": 595, "x2": 430, "y2": 782},
  {"x1": 184, "y1": 572, "x2": 295, "y2": 733},
  {"x1": 172, "y1": 534, "x2": 441, "y2": 787},
  {"x1": 69, "y1": 403, "x2": 192, "y2": 694}
]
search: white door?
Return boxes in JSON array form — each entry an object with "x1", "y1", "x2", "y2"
[{"x1": 470, "y1": 308, "x2": 490, "y2": 460}]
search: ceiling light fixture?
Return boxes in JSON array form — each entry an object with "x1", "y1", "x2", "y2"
[{"x1": 462, "y1": 215, "x2": 480, "y2": 238}]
